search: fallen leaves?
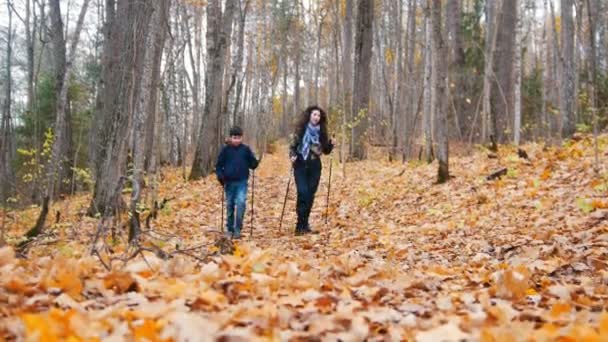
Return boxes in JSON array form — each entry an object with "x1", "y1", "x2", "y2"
[{"x1": 2, "y1": 136, "x2": 608, "y2": 340}]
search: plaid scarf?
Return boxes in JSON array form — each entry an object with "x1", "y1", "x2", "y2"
[{"x1": 298, "y1": 123, "x2": 320, "y2": 160}]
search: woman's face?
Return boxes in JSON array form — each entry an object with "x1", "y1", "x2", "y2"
[{"x1": 309, "y1": 110, "x2": 321, "y2": 126}]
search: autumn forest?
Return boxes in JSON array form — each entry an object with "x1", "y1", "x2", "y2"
[{"x1": 1, "y1": 0, "x2": 608, "y2": 340}]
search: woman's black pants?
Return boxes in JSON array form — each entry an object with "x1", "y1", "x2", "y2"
[{"x1": 293, "y1": 158, "x2": 322, "y2": 232}]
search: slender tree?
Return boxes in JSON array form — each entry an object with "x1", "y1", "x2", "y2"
[
  {"x1": 351, "y1": 0, "x2": 374, "y2": 160},
  {"x1": 190, "y1": 0, "x2": 237, "y2": 180},
  {"x1": 560, "y1": 0, "x2": 576, "y2": 137},
  {"x1": 1, "y1": 1, "x2": 16, "y2": 206},
  {"x1": 431, "y1": 0, "x2": 449, "y2": 183}
]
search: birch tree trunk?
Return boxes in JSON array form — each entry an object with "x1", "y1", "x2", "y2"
[{"x1": 513, "y1": 0, "x2": 522, "y2": 145}]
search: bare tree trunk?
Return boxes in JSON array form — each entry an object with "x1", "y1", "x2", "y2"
[
  {"x1": 188, "y1": 6, "x2": 203, "y2": 148},
  {"x1": 144, "y1": 1, "x2": 170, "y2": 172},
  {"x1": 351, "y1": 0, "x2": 374, "y2": 160},
  {"x1": 342, "y1": 0, "x2": 354, "y2": 156},
  {"x1": 431, "y1": 0, "x2": 449, "y2": 183},
  {"x1": 190, "y1": 0, "x2": 237, "y2": 180},
  {"x1": 423, "y1": 1, "x2": 433, "y2": 163},
  {"x1": 46, "y1": 0, "x2": 90, "y2": 202},
  {"x1": 89, "y1": 0, "x2": 155, "y2": 216},
  {"x1": 1, "y1": 1, "x2": 16, "y2": 206},
  {"x1": 313, "y1": 9, "x2": 326, "y2": 104},
  {"x1": 560, "y1": 0, "x2": 576, "y2": 137},
  {"x1": 586, "y1": 0, "x2": 600, "y2": 170},
  {"x1": 446, "y1": 0, "x2": 465, "y2": 138},
  {"x1": 25, "y1": 0, "x2": 36, "y2": 113},
  {"x1": 514, "y1": 0, "x2": 522, "y2": 145},
  {"x1": 134, "y1": 0, "x2": 169, "y2": 185},
  {"x1": 391, "y1": 0, "x2": 403, "y2": 161},
  {"x1": 541, "y1": 0, "x2": 550, "y2": 142},
  {"x1": 482, "y1": 0, "x2": 500, "y2": 142},
  {"x1": 404, "y1": 0, "x2": 417, "y2": 160},
  {"x1": 229, "y1": 0, "x2": 250, "y2": 128},
  {"x1": 492, "y1": 0, "x2": 516, "y2": 143}
]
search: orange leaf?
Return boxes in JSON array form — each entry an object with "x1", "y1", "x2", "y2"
[
  {"x1": 599, "y1": 312, "x2": 608, "y2": 335},
  {"x1": 592, "y1": 200, "x2": 608, "y2": 209},
  {"x1": 4, "y1": 278, "x2": 36, "y2": 295},
  {"x1": 104, "y1": 272, "x2": 138, "y2": 294},
  {"x1": 541, "y1": 167, "x2": 552, "y2": 180},
  {"x1": 550, "y1": 302, "x2": 571, "y2": 318}
]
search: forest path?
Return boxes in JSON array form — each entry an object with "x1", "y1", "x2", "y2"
[{"x1": 2, "y1": 136, "x2": 608, "y2": 340}]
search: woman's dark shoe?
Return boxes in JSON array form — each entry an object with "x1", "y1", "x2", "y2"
[{"x1": 302, "y1": 225, "x2": 319, "y2": 234}]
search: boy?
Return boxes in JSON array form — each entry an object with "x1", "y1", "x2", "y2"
[{"x1": 215, "y1": 126, "x2": 260, "y2": 239}]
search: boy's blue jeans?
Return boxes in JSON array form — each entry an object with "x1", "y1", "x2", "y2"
[{"x1": 224, "y1": 179, "x2": 248, "y2": 236}]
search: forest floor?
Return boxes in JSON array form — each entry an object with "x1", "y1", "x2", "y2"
[{"x1": 1, "y1": 135, "x2": 608, "y2": 341}]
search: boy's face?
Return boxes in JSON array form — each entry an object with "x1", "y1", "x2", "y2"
[{"x1": 230, "y1": 135, "x2": 243, "y2": 146}]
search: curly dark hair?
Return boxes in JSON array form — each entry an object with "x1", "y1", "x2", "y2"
[{"x1": 293, "y1": 105, "x2": 330, "y2": 144}]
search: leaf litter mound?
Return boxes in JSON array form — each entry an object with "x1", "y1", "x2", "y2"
[{"x1": 1, "y1": 135, "x2": 608, "y2": 341}]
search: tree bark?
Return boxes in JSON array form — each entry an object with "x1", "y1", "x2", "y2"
[
  {"x1": 431, "y1": 0, "x2": 449, "y2": 183},
  {"x1": 190, "y1": 0, "x2": 237, "y2": 180},
  {"x1": 89, "y1": 0, "x2": 155, "y2": 216},
  {"x1": 1, "y1": 1, "x2": 16, "y2": 206},
  {"x1": 423, "y1": 1, "x2": 433, "y2": 163},
  {"x1": 492, "y1": 0, "x2": 516, "y2": 143},
  {"x1": 351, "y1": 0, "x2": 374, "y2": 160},
  {"x1": 404, "y1": 0, "x2": 417, "y2": 160},
  {"x1": 560, "y1": 0, "x2": 576, "y2": 137},
  {"x1": 46, "y1": 0, "x2": 90, "y2": 201},
  {"x1": 482, "y1": 0, "x2": 499, "y2": 142},
  {"x1": 513, "y1": 0, "x2": 522, "y2": 145},
  {"x1": 144, "y1": 0, "x2": 170, "y2": 172},
  {"x1": 342, "y1": 0, "x2": 354, "y2": 157},
  {"x1": 135, "y1": 0, "x2": 169, "y2": 184}
]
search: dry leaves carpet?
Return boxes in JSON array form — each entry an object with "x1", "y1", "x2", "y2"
[{"x1": 1, "y1": 135, "x2": 608, "y2": 341}]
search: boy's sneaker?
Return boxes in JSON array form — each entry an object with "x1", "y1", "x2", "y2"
[
  {"x1": 224, "y1": 231, "x2": 233, "y2": 238},
  {"x1": 233, "y1": 233, "x2": 242, "y2": 240}
]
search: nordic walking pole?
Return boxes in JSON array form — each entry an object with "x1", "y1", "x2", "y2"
[
  {"x1": 279, "y1": 168, "x2": 293, "y2": 233},
  {"x1": 325, "y1": 157, "x2": 333, "y2": 225},
  {"x1": 250, "y1": 169, "x2": 255, "y2": 238}
]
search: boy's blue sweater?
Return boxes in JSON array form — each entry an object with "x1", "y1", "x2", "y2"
[{"x1": 215, "y1": 144, "x2": 259, "y2": 182}]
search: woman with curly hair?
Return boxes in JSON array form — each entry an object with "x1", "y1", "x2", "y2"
[{"x1": 288, "y1": 105, "x2": 334, "y2": 235}]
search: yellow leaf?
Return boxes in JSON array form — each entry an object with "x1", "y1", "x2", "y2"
[
  {"x1": 385, "y1": 48, "x2": 394, "y2": 64},
  {"x1": 525, "y1": 288, "x2": 538, "y2": 296},
  {"x1": 22, "y1": 313, "x2": 59, "y2": 342}
]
